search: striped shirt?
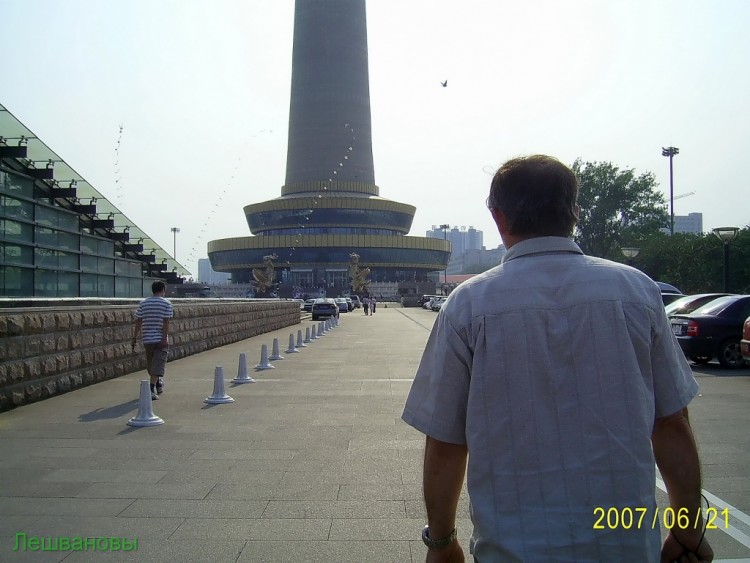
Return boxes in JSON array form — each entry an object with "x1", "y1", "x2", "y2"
[
  {"x1": 134, "y1": 296, "x2": 173, "y2": 344},
  {"x1": 403, "y1": 237, "x2": 698, "y2": 562}
]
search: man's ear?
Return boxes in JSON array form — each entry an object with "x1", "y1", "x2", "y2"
[{"x1": 490, "y1": 207, "x2": 509, "y2": 237}]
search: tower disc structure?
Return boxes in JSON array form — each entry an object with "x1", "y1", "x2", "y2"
[{"x1": 208, "y1": 0, "x2": 450, "y2": 292}]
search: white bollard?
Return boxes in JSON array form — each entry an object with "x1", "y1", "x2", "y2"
[
  {"x1": 318, "y1": 321, "x2": 326, "y2": 336},
  {"x1": 304, "y1": 326, "x2": 312, "y2": 343},
  {"x1": 296, "y1": 329, "x2": 307, "y2": 348},
  {"x1": 285, "y1": 333, "x2": 299, "y2": 354},
  {"x1": 127, "y1": 380, "x2": 164, "y2": 427},
  {"x1": 269, "y1": 338, "x2": 284, "y2": 360},
  {"x1": 204, "y1": 366, "x2": 235, "y2": 404},
  {"x1": 310, "y1": 325, "x2": 318, "y2": 340},
  {"x1": 255, "y1": 344, "x2": 275, "y2": 370},
  {"x1": 232, "y1": 353, "x2": 255, "y2": 383}
]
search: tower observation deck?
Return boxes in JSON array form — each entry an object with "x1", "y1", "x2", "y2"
[{"x1": 208, "y1": 0, "x2": 450, "y2": 293}]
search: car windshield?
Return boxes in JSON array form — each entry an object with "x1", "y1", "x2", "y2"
[
  {"x1": 689, "y1": 296, "x2": 737, "y2": 316},
  {"x1": 664, "y1": 296, "x2": 695, "y2": 315}
]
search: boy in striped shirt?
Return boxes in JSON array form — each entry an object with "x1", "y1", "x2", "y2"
[{"x1": 132, "y1": 281, "x2": 173, "y2": 400}]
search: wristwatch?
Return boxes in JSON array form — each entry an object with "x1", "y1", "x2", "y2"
[{"x1": 422, "y1": 525, "x2": 457, "y2": 549}]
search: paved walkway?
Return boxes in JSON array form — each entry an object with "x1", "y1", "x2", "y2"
[{"x1": 0, "y1": 307, "x2": 748, "y2": 562}]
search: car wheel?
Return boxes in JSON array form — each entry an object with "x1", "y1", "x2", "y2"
[
  {"x1": 717, "y1": 338, "x2": 743, "y2": 368},
  {"x1": 689, "y1": 355, "x2": 712, "y2": 365}
]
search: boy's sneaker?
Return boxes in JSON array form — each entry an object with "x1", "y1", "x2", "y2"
[
  {"x1": 156, "y1": 377, "x2": 164, "y2": 394},
  {"x1": 151, "y1": 392, "x2": 159, "y2": 401}
]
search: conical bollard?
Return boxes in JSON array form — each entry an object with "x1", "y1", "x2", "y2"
[
  {"x1": 269, "y1": 338, "x2": 284, "y2": 360},
  {"x1": 205, "y1": 366, "x2": 235, "y2": 404},
  {"x1": 310, "y1": 325, "x2": 318, "y2": 340},
  {"x1": 285, "y1": 333, "x2": 299, "y2": 354},
  {"x1": 318, "y1": 321, "x2": 326, "y2": 336},
  {"x1": 304, "y1": 327, "x2": 312, "y2": 343},
  {"x1": 232, "y1": 353, "x2": 255, "y2": 383},
  {"x1": 255, "y1": 344, "x2": 275, "y2": 370},
  {"x1": 127, "y1": 380, "x2": 164, "y2": 427},
  {"x1": 296, "y1": 329, "x2": 307, "y2": 348}
]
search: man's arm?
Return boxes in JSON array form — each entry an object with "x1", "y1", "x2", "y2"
[
  {"x1": 652, "y1": 408, "x2": 713, "y2": 562},
  {"x1": 423, "y1": 435, "x2": 468, "y2": 562},
  {"x1": 132, "y1": 318, "x2": 142, "y2": 350},
  {"x1": 160, "y1": 319, "x2": 170, "y2": 349}
]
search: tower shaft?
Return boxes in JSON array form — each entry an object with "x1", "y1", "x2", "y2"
[{"x1": 284, "y1": 0, "x2": 375, "y2": 194}]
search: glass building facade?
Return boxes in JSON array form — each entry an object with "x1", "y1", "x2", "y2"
[{"x1": 0, "y1": 104, "x2": 189, "y2": 298}]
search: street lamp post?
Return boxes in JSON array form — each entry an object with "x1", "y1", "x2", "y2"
[
  {"x1": 661, "y1": 146, "x2": 679, "y2": 235},
  {"x1": 439, "y1": 223, "x2": 450, "y2": 290},
  {"x1": 170, "y1": 227, "x2": 180, "y2": 260},
  {"x1": 712, "y1": 227, "x2": 739, "y2": 292}
]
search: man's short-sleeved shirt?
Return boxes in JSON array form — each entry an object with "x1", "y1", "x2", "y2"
[
  {"x1": 134, "y1": 296, "x2": 173, "y2": 344},
  {"x1": 402, "y1": 237, "x2": 698, "y2": 562}
]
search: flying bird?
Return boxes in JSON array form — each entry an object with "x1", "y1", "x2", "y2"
[{"x1": 441, "y1": 80, "x2": 448, "y2": 87}]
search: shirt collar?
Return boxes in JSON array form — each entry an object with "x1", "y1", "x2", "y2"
[{"x1": 501, "y1": 237, "x2": 584, "y2": 264}]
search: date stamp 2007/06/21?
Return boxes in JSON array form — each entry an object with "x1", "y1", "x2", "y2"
[{"x1": 593, "y1": 506, "x2": 729, "y2": 530}]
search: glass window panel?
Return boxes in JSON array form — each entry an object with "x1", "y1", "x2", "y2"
[
  {"x1": 80, "y1": 254, "x2": 98, "y2": 272},
  {"x1": 130, "y1": 278, "x2": 143, "y2": 297},
  {"x1": 57, "y1": 231, "x2": 79, "y2": 251},
  {"x1": 34, "y1": 269, "x2": 58, "y2": 296},
  {"x1": 58, "y1": 251, "x2": 79, "y2": 270},
  {"x1": 0, "y1": 170, "x2": 33, "y2": 197},
  {"x1": 1, "y1": 243, "x2": 33, "y2": 265},
  {"x1": 57, "y1": 211, "x2": 78, "y2": 231},
  {"x1": 35, "y1": 206, "x2": 59, "y2": 228},
  {"x1": 115, "y1": 275, "x2": 129, "y2": 297},
  {"x1": 1, "y1": 265, "x2": 33, "y2": 296},
  {"x1": 97, "y1": 257, "x2": 114, "y2": 274},
  {"x1": 98, "y1": 239, "x2": 114, "y2": 257},
  {"x1": 97, "y1": 275, "x2": 114, "y2": 296},
  {"x1": 2, "y1": 219, "x2": 33, "y2": 242},
  {"x1": 34, "y1": 226, "x2": 57, "y2": 247},
  {"x1": 81, "y1": 236, "x2": 98, "y2": 254},
  {"x1": 57, "y1": 272, "x2": 79, "y2": 297},
  {"x1": 80, "y1": 273, "x2": 97, "y2": 296},
  {"x1": 0, "y1": 195, "x2": 33, "y2": 220},
  {"x1": 35, "y1": 247, "x2": 59, "y2": 267},
  {"x1": 115, "y1": 259, "x2": 130, "y2": 276},
  {"x1": 129, "y1": 262, "x2": 143, "y2": 276}
]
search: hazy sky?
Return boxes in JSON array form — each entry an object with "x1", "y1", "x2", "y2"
[{"x1": 2, "y1": 0, "x2": 748, "y2": 276}]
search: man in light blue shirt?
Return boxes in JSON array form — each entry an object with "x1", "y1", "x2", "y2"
[{"x1": 402, "y1": 155, "x2": 712, "y2": 562}]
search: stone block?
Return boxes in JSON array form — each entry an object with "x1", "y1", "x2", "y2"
[
  {"x1": 69, "y1": 331, "x2": 82, "y2": 348},
  {"x1": 41, "y1": 335, "x2": 56, "y2": 354},
  {"x1": 82, "y1": 350, "x2": 94, "y2": 366},
  {"x1": 82, "y1": 311, "x2": 96, "y2": 327},
  {"x1": 57, "y1": 375, "x2": 71, "y2": 392},
  {"x1": 25, "y1": 314, "x2": 43, "y2": 333},
  {"x1": 55, "y1": 312, "x2": 70, "y2": 330},
  {"x1": 0, "y1": 364, "x2": 7, "y2": 387},
  {"x1": 93, "y1": 331, "x2": 104, "y2": 345},
  {"x1": 26, "y1": 383, "x2": 41, "y2": 401},
  {"x1": 94, "y1": 349, "x2": 105, "y2": 363},
  {"x1": 56, "y1": 355, "x2": 70, "y2": 372},
  {"x1": 42, "y1": 314, "x2": 56, "y2": 331},
  {"x1": 43, "y1": 357, "x2": 57, "y2": 376},
  {"x1": 69, "y1": 372, "x2": 82, "y2": 386},
  {"x1": 81, "y1": 331, "x2": 94, "y2": 347},
  {"x1": 69, "y1": 351, "x2": 82, "y2": 369},
  {"x1": 9, "y1": 361, "x2": 25, "y2": 382},
  {"x1": 56, "y1": 335, "x2": 69, "y2": 352},
  {"x1": 83, "y1": 370, "x2": 95, "y2": 385},
  {"x1": 42, "y1": 379, "x2": 57, "y2": 397},
  {"x1": 24, "y1": 360, "x2": 42, "y2": 381},
  {"x1": 12, "y1": 389, "x2": 25, "y2": 406}
]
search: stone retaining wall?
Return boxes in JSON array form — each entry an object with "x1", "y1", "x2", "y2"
[{"x1": 0, "y1": 300, "x2": 300, "y2": 412}]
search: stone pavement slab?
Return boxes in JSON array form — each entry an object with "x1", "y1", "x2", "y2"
[{"x1": 1, "y1": 307, "x2": 748, "y2": 562}]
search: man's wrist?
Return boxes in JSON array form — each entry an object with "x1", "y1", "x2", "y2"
[{"x1": 422, "y1": 526, "x2": 457, "y2": 549}]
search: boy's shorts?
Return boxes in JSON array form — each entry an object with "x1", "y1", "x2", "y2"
[{"x1": 144, "y1": 343, "x2": 168, "y2": 376}]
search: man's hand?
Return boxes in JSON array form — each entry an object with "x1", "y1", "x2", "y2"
[
  {"x1": 158, "y1": 335, "x2": 168, "y2": 349},
  {"x1": 426, "y1": 540, "x2": 464, "y2": 563},
  {"x1": 660, "y1": 530, "x2": 713, "y2": 563}
]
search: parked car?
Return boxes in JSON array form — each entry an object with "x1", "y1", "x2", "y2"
[
  {"x1": 418, "y1": 294, "x2": 441, "y2": 307},
  {"x1": 345, "y1": 297, "x2": 354, "y2": 311},
  {"x1": 670, "y1": 295, "x2": 750, "y2": 368},
  {"x1": 311, "y1": 298, "x2": 338, "y2": 320},
  {"x1": 430, "y1": 296, "x2": 447, "y2": 311},
  {"x1": 334, "y1": 298, "x2": 350, "y2": 313},
  {"x1": 303, "y1": 299, "x2": 316, "y2": 312},
  {"x1": 656, "y1": 281, "x2": 683, "y2": 305},
  {"x1": 741, "y1": 315, "x2": 750, "y2": 363},
  {"x1": 664, "y1": 293, "x2": 732, "y2": 316},
  {"x1": 349, "y1": 295, "x2": 362, "y2": 309}
]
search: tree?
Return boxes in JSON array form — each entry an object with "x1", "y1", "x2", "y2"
[{"x1": 572, "y1": 160, "x2": 668, "y2": 259}]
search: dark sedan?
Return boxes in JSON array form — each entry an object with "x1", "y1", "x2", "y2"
[
  {"x1": 670, "y1": 295, "x2": 750, "y2": 368},
  {"x1": 311, "y1": 298, "x2": 338, "y2": 321}
]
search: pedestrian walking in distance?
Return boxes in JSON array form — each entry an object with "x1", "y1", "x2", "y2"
[
  {"x1": 132, "y1": 280, "x2": 173, "y2": 400},
  {"x1": 362, "y1": 296, "x2": 370, "y2": 315}
]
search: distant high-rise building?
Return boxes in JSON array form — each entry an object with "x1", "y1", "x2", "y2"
[
  {"x1": 426, "y1": 225, "x2": 484, "y2": 253},
  {"x1": 198, "y1": 258, "x2": 231, "y2": 284},
  {"x1": 660, "y1": 212, "x2": 703, "y2": 235}
]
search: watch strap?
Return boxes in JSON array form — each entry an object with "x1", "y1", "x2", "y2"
[{"x1": 422, "y1": 525, "x2": 457, "y2": 549}]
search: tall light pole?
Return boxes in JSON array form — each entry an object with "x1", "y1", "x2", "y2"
[
  {"x1": 712, "y1": 227, "x2": 739, "y2": 292},
  {"x1": 661, "y1": 146, "x2": 679, "y2": 235},
  {"x1": 439, "y1": 223, "x2": 450, "y2": 289},
  {"x1": 170, "y1": 227, "x2": 180, "y2": 260},
  {"x1": 621, "y1": 247, "x2": 640, "y2": 266}
]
